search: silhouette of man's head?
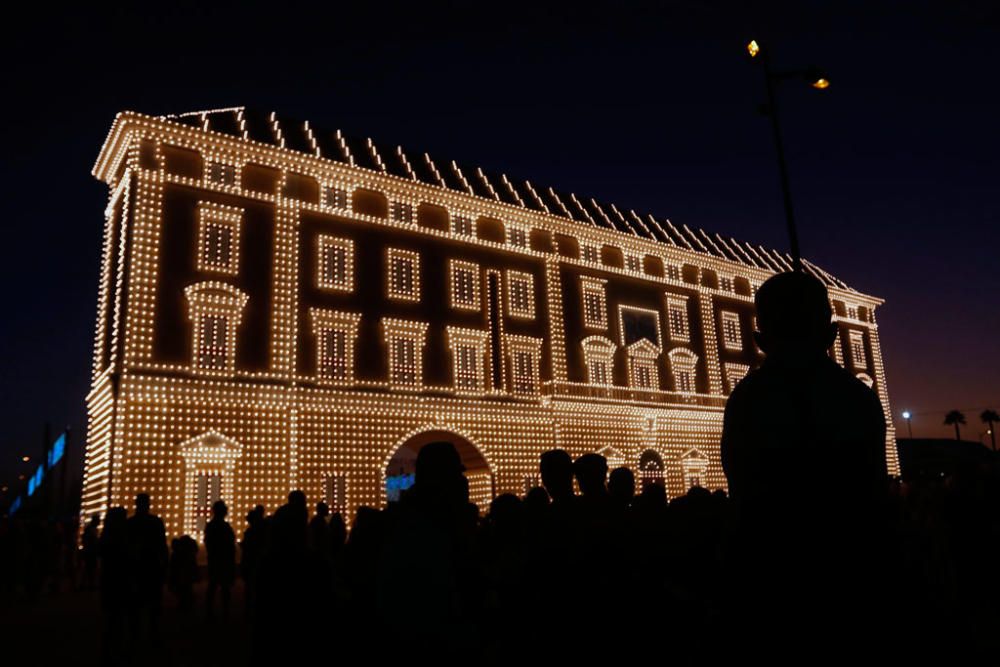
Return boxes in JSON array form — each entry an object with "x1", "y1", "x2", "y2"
[
  {"x1": 540, "y1": 449, "x2": 574, "y2": 501},
  {"x1": 288, "y1": 490, "x2": 307, "y2": 508},
  {"x1": 414, "y1": 441, "x2": 466, "y2": 505},
  {"x1": 211, "y1": 500, "x2": 227, "y2": 520},
  {"x1": 609, "y1": 466, "x2": 635, "y2": 504},
  {"x1": 574, "y1": 454, "x2": 608, "y2": 497},
  {"x1": 315, "y1": 501, "x2": 330, "y2": 518},
  {"x1": 754, "y1": 271, "x2": 835, "y2": 362},
  {"x1": 135, "y1": 493, "x2": 151, "y2": 515}
]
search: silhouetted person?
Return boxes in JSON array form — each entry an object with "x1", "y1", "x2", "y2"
[
  {"x1": 377, "y1": 442, "x2": 480, "y2": 665},
  {"x1": 608, "y1": 466, "x2": 636, "y2": 510},
  {"x1": 126, "y1": 493, "x2": 168, "y2": 641},
  {"x1": 253, "y1": 492, "x2": 332, "y2": 664},
  {"x1": 309, "y1": 501, "x2": 331, "y2": 562},
  {"x1": 204, "y1": 500, "x2": 236, "y2": 618},
  {"x1": 167, "y1": 535, "x2": 198, "y2": 613},
  {"x1": 99, "y1": 507, "x2": 129, "y2": 665},
  {"x1": 80, "y1": 513, "x2": 100, "y2": 590},
  {"x1": 721, "y1": 271, "x2": 888, "y2": 664},
  {"x1": 240, "y1": 504, "x2": 266, "y2": 617},
  {"x1": 540, "y1": 449, "x2": 575, "y2": 505}
]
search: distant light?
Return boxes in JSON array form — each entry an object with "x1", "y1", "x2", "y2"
[
  {"x1": 902, "y1": 411, "x2": 911, "y2": 419},
  {"x1": 747, "y1": 40, "x2": 760, "y2": 58},
  {"x1": 811, "y1": 78, "x2": 830, "y2": 90},
  {"x1": 21, "y1": 455, "x2": 29, "y2": 462}
]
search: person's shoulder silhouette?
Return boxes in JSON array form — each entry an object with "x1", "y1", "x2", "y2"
[{"x1": 722, "y1": 271, "x2": 887, "y2": 520}]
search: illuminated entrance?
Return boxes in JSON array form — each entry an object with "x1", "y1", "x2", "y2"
[{"x1": 384, "y1": 430, "x2": 495, "y2": 510}]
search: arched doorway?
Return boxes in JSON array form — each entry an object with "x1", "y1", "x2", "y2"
[
  {"x1": 638, "y1": 449, "x2": 665, "y2": 491},
  {"x1": 384, "y1": 429, "x2": 495, "y2": 510}
]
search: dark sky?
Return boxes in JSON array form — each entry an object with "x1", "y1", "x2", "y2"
[{"x1": 1, "y1": 2, "x2": 998, "y2": 488}]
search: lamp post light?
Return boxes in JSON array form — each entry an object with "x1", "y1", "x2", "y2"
[
  {"x1": 902, "y1": 410, "x2": 913, "y2": 439},
  {"x1": 747, "y1": 39, "x2": 830, "y2": 272}
]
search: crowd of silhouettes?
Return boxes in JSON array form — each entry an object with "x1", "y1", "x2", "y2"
[{"x1": 1, "y1": 272, "x2": 999, "y2": 665}]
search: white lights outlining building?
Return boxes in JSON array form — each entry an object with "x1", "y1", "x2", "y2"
[{"x1": 81, "y1": 107, "x2": 898, "y2": 538}]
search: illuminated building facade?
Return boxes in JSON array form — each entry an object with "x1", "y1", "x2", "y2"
[{"x1": 82, "y1": 107, "x2": 898, "y2": 537}]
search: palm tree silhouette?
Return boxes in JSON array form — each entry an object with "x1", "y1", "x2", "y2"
[
  {"x1": 981, "y1": 409, "x2": 999, "y2": 451},
  {"x1": 944, "y1": 410, "x2": 966, "y2": 441}
]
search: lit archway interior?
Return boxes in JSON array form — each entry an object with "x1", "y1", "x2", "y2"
[{"x1": 385, "y1": 430, "x2": 494, "y2": 510}]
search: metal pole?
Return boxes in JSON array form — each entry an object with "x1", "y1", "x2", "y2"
[
  {"x1": 761, "y1": 51, "x2": 804, "y2": 272},
  {"x1": 906, "y1": 417, "x2": 913, "y2": 439}
]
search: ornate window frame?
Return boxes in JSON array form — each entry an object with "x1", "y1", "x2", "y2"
[
  {"x1": 680, "y1": 448, "x2": 709, "y2": 489},
  {"x1": 196, "y1": 202, "x2": 243, "y2": 276},
  {"x1": 184, "y1": 282, "x2": 249, "y2": 376},
  {"x1": 446, "y1": 326, "x2": 489, "y2": 392},
  {"x1": 381, "y1": 318, "x2": 428, "y2": 389},
  {"x1": 506, "y1": 334, "x2": 543, "y2": 396},
  {"x1": 581, "y1": 335, "x2": 616, "y2": 386},
  {"x1": 625, "y1": 338, "x2": 661, "y2": 390},
  {"x1": 309, "y1": 308, "x2": 361, "y2": 384},
  {"x1": 668, "y1": 347, "x2": 698, "y2": 393},
  {"x1": 179, "y1": 431, "x2": 242, "y2": 539}
]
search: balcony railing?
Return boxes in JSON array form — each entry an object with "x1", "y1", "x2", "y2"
[{"x1": 543, "y1": 381, "x2": 727, "y2": 408}]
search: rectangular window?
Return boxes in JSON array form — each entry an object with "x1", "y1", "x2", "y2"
[
  {"x1": 721, "y1": 311, "x2": 742, "y2": 350},
  {"x1": 676, "y1": 369, "x2": 694, "y2": 392},
  {"x1": 197, "y1": 314, "x2": 228, "y2": 370},
  {"x1": 207, "y1": 161, "x2": 237, "y2": 186},
  {"x1": 390, "y1": 337, "x2": 419, "y2": 386},
  {"x1": 196, "y1": 203, "x2": 242, "y2": 275},
  {"x1": 319, "y1": 329, "x2": 348, "y2": 381},
  {"x1": 387, "y1": 249, "x2": 420, "y2": 301},
  {"x1": 581, "y1": 277, "x2": 608, "y2": 329},
  {"x1": 633, "y1": 362, "x2": 656, "y2": 389},
  {"x1": 666, "y1": 296, "x2": 690, "y2": 342},
  {"x1": 450, "y1": 261, "x2": 480, "y2": 310},
  {"x1": 452, "y1": 215, "x2": 474, "y2": 236},
  {"x1": 318, "y1": 236, "x2": 353, "y2": 291},
  {"x1": 589, "y1": 359, "x2": 610, "y2": 385},
  {"x1": 454, "y1": 344, "x2": 481, "y2": 390},
  {"x1": 390, "y1": 201, "x2": 414, "y2": 224},
  {"x1": 849, "y1": 331, "x2": 867, "y2": 369},
  {"x1": 324, "y1": 186, "x2": 349, "y2": 209},
  {"x1": 509, "y1": 227, "x2": 528, "y2": 248},
  {"x1": 507, "y1": 271, "x2": 534, "y2": 318},
  {"x1": 511, "y1": 351, "x2": 535, "y2": 394}
]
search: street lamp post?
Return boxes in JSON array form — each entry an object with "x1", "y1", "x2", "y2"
[
  {"x1": 747, "y1": 39, "x2": 830, "y2": 272},
  {"x1": 902, "y1": 410, "x2": 913, "y2": 439}
]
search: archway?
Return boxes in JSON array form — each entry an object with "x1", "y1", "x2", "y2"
[
  {"x1": 638, "y1": 449, "x2": 665, "y2": 491},
  {"x1": 384, "y1": 429, "x2": 495, "y2": 510}
]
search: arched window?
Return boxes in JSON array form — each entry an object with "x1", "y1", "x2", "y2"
[
  {"x1": 856, "y1": 373, "x2": 874, "y2": 389},
  {"x1": 667, "y1": 348, "x2": 699, "y2": 393},
  {"x1": 581, "y1": 336, "x2": 616, "y2": 385},
  {"x1": 178, "y1": 431, "x2": 242, "y2": 539}
]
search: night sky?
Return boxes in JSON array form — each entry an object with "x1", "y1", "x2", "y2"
[{"x1": 2, "y1": 2, "x2": 997, "y2": 489}]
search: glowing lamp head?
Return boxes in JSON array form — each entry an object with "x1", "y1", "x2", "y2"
[
  {"x1": 747, "y1": 40, "x2": 760, "y2": 58},
  {"x1": 21, "y1": 455, "x2": 29, "y2": 462},
  {"x1": 811, "y1": 77, "x2": 830, "y2": 90},
  {"x1": 902, "y1": 411, "x2": 911, "y2": 420}
]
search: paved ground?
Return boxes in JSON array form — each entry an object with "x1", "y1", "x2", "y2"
[{"x1": 1, "y1": 582, "x2": 252, "y2": 666}]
